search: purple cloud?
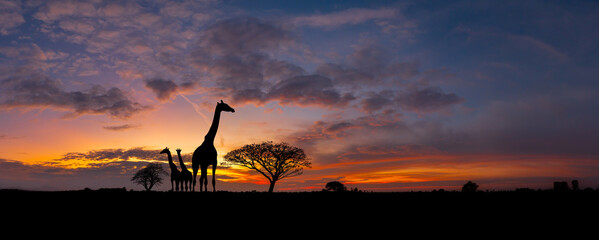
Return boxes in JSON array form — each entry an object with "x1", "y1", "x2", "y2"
[
  {"x1": 267, "y1": 75, "x2": 355, "y2": 107},
  {"x1": 0, "y1": 72, "x2": 149, "y2": 119},
  {"x1": 144, "y1": 78, "x2": 178, "y2": 102},
  {"x1": 396, "y1": 86, "x2": 464, "y2": 112}
]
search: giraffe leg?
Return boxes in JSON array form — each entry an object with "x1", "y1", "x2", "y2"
[
  {"x1": 192, "y1": 165, "x2": 198, "y2": 192},
  {"x1": 200, "y1": 167, "x2": 207, "y2": 192},
  {"x1": 212, "y1": 164, "x2": 216, "y2": 192}
]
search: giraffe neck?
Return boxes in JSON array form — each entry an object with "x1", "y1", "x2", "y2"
[
  {"x1": 204, "y1": 107, "x2": 221, "y2": 144},
  {"x1": 177, "y1": 152, "x2": 188, "y2": 171},
  {"x1": 166, "y1": 152, "x2": 177, "y2": 170}
]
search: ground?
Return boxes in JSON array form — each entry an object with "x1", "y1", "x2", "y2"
[{"x1": 2, "y1": 189, "x2": 597, "y2": 233}]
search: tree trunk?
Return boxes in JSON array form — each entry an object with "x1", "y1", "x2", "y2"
[{"x1": 268, "y1": 181, "x2": 276, "y2": 193}]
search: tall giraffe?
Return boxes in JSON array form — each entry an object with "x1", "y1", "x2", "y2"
[
  {"x1": 192, "y1": 100, "x2": 235, "y2": 192},
  {"x1": 160, "y1": 147, "x2": 181, "y2": 192},
  {"x1": 176, "y1": 148, "x2": 192, "y2": 192}
]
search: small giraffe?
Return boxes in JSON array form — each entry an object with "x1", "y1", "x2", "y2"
[
  {"x1": 160, "y1": 147, "x2": 181, "y2": 192},
  {"x1": 176, "y1": 148, "x2": 192, "y2": 192}
]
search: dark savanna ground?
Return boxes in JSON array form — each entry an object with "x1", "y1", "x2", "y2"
[
  {"x1": 4, "y1": 189, "x2": 598, "y2": 220},
  {"x1": 3, "y1": 189, "x2": 597, "y2": 237}
]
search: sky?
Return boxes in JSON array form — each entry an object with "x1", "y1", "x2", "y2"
[{"x1": 1, "y1": 0, "x2": 599, "y2": 192}]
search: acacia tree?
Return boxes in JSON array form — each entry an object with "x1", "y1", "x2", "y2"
[
  {"x1": 224, "y1": 141, "x2": 311, "y2": 193},
  {"x1": 131, "y1": 163, "x2": 168, "y2": 191}
]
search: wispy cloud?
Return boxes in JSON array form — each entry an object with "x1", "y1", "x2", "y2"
[
  {"x1": 102, "y1": 124, "x2": 140, "y2": 131},
  {"x1": 0, "y1": 134, "x2": 18, "y2": 140},
  {"x1": 292, "y1": 8, "x2": 397, "y2": 28}
]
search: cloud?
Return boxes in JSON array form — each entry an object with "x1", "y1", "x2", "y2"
[
  {"x1": 54, "y1": 147, "x2": 194, "y2": 171},
  {"x1": 360, "y1": 90, "x2": 394, "y2": 113},
  {"x1": 0, "y1": 43, "x2": 64, "y2": 72},
  {"x1": 27, "y1": 0, "x2": 214, "y2": 85},
  {"x1": 461, "y1": 88, "x2": 599, "y2": 155},
  {"x1": 266, "y1": 75, "x2": 356, "y2": 107},
  {"x1": 102, "y1": 124, "x2": 139, "y2": 131},
  {"x1": 187, "y1": 16, "x2": 462, "y2": 113},
  {"x1": 359, "y1": 87, "x2": 464, "y2": 114},
  {"x1": 0, "y1": 146, "x2": 196, "y2": 190},
  {"x1": 33, "y1": 0, "x2": 97, "y2": 22},
  {"x1": 0, "y1": 0, "x2": 25, "y2": 35},
  {"x1": 191, "y1": 17, "x2": 298, "y2": 90},
  {"x1": 506, "y1": 34, "x2": 568, "y2": 61},
  {"x1": 0, "y1": 134, "x2": 15, "y2": 140},
  {"x1": 293, "y1": 8, "x2": 397, "y2": 28},
  {"x1": 58, "y1": 147, "x2": 166, "y2": 162},
  {"x1": 99, "y1": 1, "x2": 142, "y2": 18},
  {"x1": 291, "y1": 110, "x2": 405, "y2": 144},
  {"x1": 338, "y1": 144, "x2": 443, "y2": 161},
  {"x1": 143, "y1": 78, "x2": 197, "y2": 102},
  {"x1": 58, "y1": 18, "x2": 96, "y2": 34},
  {"x1": 191, "y1": 17, "x2": 358, "y2": 108},
  {"x1": 312, "y1": 43, "x2": 464, "y2": 113},
  {"x1": 144, "y1": 78, "x2": 178, "y2": 101},
  {"x1": 196, "y1": 16, "x2": 294, "y2": 55},
  {"x1": 316, "y1": 45, "x2": 420, "y2": 87},
  {"x1": 0, "y1": 72, "x2": 150, "y2": 119},
  {"x1": 294, "y1": 120, "x2": 359, "y2": 142},
  {"x1": 0, "y1": 157, "x2": 157, "y2": 191},
  {"x1": 159, "y1": 0, "x2": 196, "y2": 19},
  {"x1": 230, "y1": 74, "x2": 356, "y2": 107},
  {"x1": 315, "y1": 63, "x2": 375, "y2": 87},
  {"x1": 396, "y1": 86, "x2": 464, "y2": 112}
]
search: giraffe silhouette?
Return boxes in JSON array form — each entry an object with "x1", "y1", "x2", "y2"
[
  {"x1": 192, "y1": 100, "x2": 235, "y2": 192},
  {"x1": 176, "y1": 148, "x2": 192, "y2": 192},
  {"x1": 160, "y1": 147, "x2": 181, "y2": 192}
]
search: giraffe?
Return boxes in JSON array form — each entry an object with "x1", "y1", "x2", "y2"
[
  {"x1": 192, "y1": 100, "x2": 235, "y2": 192},
  {"x1": 176, "y1": 148, "x2": 192, "y2": 192},
  {"x1": 160, "y1": 147, "x2": 181, "y2": 192}
]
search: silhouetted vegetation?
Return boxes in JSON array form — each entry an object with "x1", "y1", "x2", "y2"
[
  {"x1": 131, "y1": 163, "x2": 168, "y2": 191},
  {"x1": 324, "y1": 181, "x2": 347, "y2": 192},
  {"x1": 462, "y1": 181, "x2": 479, "y2": 192},
  {"x1": 224, "y1": 141, "x2": 312, "y2": 193},
  {"x1": 554, "y1": 181, "x2": 569, "y2": 191},
  {"x1": 572, "y1": 180, "x2": 579, "y2": 191}
]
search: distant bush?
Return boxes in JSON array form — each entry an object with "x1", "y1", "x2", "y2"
[
  {"x1": 462, "y1": 181, "x2": 479, "y2": 193},
  {"x1": 324, "y1": 181, "x2": 347, "y2": 192}
]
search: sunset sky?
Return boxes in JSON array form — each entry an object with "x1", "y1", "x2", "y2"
[{"x1": 1, "y1": 0, "x2": 599, "y2": 191}]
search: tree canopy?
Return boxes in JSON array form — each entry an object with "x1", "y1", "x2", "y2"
[
  {"x1": 224, "y1": 141, "x2": 311, "y2": 192},
  {"x1": 325, "y1": 181, "x2": 347, "y2": 192},
  {"x1": 462, "y1": 181, "x2": 479, "y2": 193},
  {"x1": 131, "y1": 163, "x2": 167, "y2": 191}
]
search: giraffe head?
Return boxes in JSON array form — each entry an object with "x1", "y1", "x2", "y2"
[
  {"x1": 217, "y1": 100, "x2": 235, "y2": 113},
  {"x1": 160, "y1": 147, "x2": 170, "y2": 154}
]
